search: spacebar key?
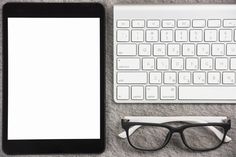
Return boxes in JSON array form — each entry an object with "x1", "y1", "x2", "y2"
[
  {"x1": 117, "y1": 72, "x2": 147, "y2": 84},
  {"x1": 179, "y1": 86, "x2": 236, "y2": 100}
]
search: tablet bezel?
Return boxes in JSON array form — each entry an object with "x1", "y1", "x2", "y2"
[{"x1": 2, "y1": 3, "x2": 105, "y2": 154}]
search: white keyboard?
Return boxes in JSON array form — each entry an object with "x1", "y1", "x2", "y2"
[{"x1": 113, "y1": 5, "x2": 236, "y2": 103}]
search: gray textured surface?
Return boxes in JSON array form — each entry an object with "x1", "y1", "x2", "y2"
[{"x1": 1, "y1": 0, "x2": 236, "y2": 156}]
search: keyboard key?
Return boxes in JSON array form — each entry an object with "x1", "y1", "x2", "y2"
[
  {"x1": 186, "y1": 58, "x2": 199, "y2": 70},
  {"x1": 230, "y1": 58, "x2": 236, "y2": 69},
  {"x1": 161, "y1": 30, "x2": 173, "y2": 42},
  {"x1": 164, "y1": 72, "x2": 177, "y2": 84},
  {"x1": 220, "y1": 29, "x2": 232, "y2": 41},
  {"x1": 162, "y1": 20, "x2": 175, "y2": 28},
  {"x1": 179, "y1": 86, "x2": 236, "y2": 100},
  {"x1": 168, "y1": 44, "x2": 180, "y2": 56},
  {"x1": 193, "y1": 72, "x2": 206, "y2": 84},
  {"x1": 171, "y1": 58, "x2": 184, "y2": 70},
  {"x1": 117, "y1": 58, "x2": 140, "y2": 70},
  {"x1": 205, "y1": 29, "x2": 217, "y2": 42},
  {"x1": 117, "y1": 30, "x2": 129, "y2": 42},
  {"x1": 117, "y1": 86, "x2": 129, "y2": 100},
  {"x1": 197, "y1": 44, "x2": 210, "y2": 56},
  {"x1": 117, "y1": 20, "x2": 130, "y2": 28},
  {"x1": 208, "y1": 72, "x2": 220, "y2": 84},
  {"x1": 190, "y1": 30, "x2": 202, "y2": 42},
  {"x1": 208, "y1": 19, "x2": 221, "y2": 28},
  {"x1": 131, "y1": 86, "x2": 144, "y2": 100},
  {"x1": 201, "y1": 58, "x2": 213, "y2": 70},
  {"x1": 179, "y1": 72, "x2": 191, "y2": 84},
  {"x1": 146, "y1": 86, "x2": 158, "y2": 100},
  {"x1": 193, "y1": 19, "x2": 206, "y2": 28},
  {"x1": 161, "y1": 86, "x2": 176, "y2": 100},
  {"x1": 215, "y1": 58, "x2": 228, "y2": 70},
  {"x1": 153, "y1": 44, "x2": 166, "y2": 56},
  {"x1": 146, "y1": 30, "x2": 158, "y2": 42},
  {"x1": 227, "y1": 44, "x2": 236, "y2": 56},
  {"x1": 150, "y1": 72, "x2": 162, "y2": 84},
  {"x1": 142, "y1": 58, "x2": 155, "y2": 70},
  {"x1": 177, "y1": 19, "x2": 191, "y2": 28},
  {"x1": 147, "y1": 20, "x2": 160, "y2": 28},
  {"x1": 175, "y1": 30, "x2": 188, "y2": 42},
  {"x1": 132, "y1": 20, "x2": 145, "y2": 28},
  {"x1": 117, "y1": 44, "x2": 136, "y2": 56},
  {"x1": 131, "y1": 30, "x2": 144, "y2": 42},
  {"x1": 235, "y1": 30, "x2": 236, "y2": 41},
  {"x1": 212, "y1": 44, "x2": 225, "y2": 56},
  {"x1": 183, "y1": 44, "x2": 195, "y2": 56},
  {"x1": 223, "y1": 19, "x2": 236, "y2": 28},
  {"x1": 139, "y1": 44, "x2": 151, "y2": 56},
  {"x1": 223, "y1": 72, "x2": 235, "y2": 84},
  {"x1": 117, "y1": 72, "x2": 147, "y2": 84},
  {"x1": 157, "y1": 58, "x2": 169, "y2": 70}
]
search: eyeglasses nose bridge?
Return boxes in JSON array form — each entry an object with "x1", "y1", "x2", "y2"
[{"x1": 170, "y1": 127, "x2": 183, "y2": 133}]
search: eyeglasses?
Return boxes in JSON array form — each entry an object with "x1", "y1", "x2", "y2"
[{"x1": 119, "y1": 116, "x2": 231, "y2": 151}]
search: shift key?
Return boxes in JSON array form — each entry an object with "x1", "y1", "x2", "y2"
[{"x1": 117, "y1": 72, "x2": 147, "y2": 84}]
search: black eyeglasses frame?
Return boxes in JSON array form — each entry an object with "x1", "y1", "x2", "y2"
[{"x1": 121, "y1": 119, "x2": 231, "y2": 152}]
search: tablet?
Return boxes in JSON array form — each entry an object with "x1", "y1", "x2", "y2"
[{"x1": 2, "y1": 3, "x2": 105, "y2": 154}]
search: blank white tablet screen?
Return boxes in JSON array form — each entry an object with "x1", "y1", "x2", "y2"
[{"x1": 8, "y1": 18, "x2": 100, "y2": 140}]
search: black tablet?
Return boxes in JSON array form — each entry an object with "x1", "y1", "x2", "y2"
[{"x1": 2, "y1": 3, "x2": 105, "y2": 154}]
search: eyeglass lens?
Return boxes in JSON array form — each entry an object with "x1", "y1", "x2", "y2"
[
  {"x1": 183, "y1": 126, "x2": 225, "y2": 150},
  {"x1": 128, "y1": 126, "x2": 169, "y2": 150}
]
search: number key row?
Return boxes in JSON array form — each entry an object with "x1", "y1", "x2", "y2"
[{"x1": 117, "y1": 29, "x2": 236, "y2": 42}]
